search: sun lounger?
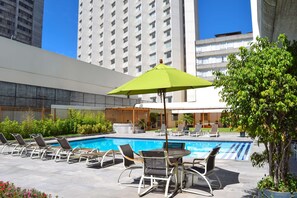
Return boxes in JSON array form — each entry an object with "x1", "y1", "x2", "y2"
[
  {"x1": 82, "y1": 149, "x2": 117, "y2": 167},
  {"x1": 206, "y1": 124, "x2": 220, "y2": 137},
  {"x1": 55, "y1": 137, "x2": 95, "y2": 163},
  {"x1": 31, "y1": 135, "x2": 59, "y2": 160},
  {"x1": 11, "y1": 133, "x2": 36, "y2": 157},
  {"x1": 188, "y1": 124, "x2": 203, "y2": 137},
  {"x1": 171, "y1": 124, "x2": 185, "y2": 136},
  {"x1": 155, "y1": 124, "x2": 166, "y2": 136},
  {"x1": 0, "y1": 133, "x2": 16, "y2": 154}
]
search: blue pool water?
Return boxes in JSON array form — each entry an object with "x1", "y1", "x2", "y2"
[{"x1": 53, "y1": 137, "x2": 252, "y2": 161}]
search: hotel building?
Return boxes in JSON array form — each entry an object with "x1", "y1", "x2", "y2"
[
  {"x1": 0, "y1": 0, "x2": 44, "y2": 47},
  {"x1": 77, "y1": 0, "x2": 198, "y2": 103}
]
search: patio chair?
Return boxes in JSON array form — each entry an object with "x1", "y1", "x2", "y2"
[
  {"x1": 82, "y1": 149, "x2": 116, "y2": 167},
  {"x1": 207, "y1": 124, "x2": 220, "y2": 137},
  {"x1": 155, "y1": 124, "x2": 166, "y2": 136},
  {"x1": 181, "y1": 146, "x2": 222, "y2": 196},
  {"x1": 31, "y1": 135, "x2": 58, "y2": 160},
  {"x1": 11, "y1": 133, "x2": 36, "y2": 157},
  {"x1": 189, "y1": 124, "x2": 203, "y2": 137},
  {"x1": 171, "y1": 124, "x2": 185, "y2": 136},
  {"x1": 54, "y1": 137, "x2": 95, "y2": 163},
  {"x1": 0, "y1": 133, "x2": 15, "y2": 154},
  {"x1": 138, "y1": 150, "x2": 178, "y2": 198},
  {"x1": 118, "y1": 144, "x2": 143, "y2": 184}
]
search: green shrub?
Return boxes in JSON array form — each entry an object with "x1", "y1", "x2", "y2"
[{"x1": 0, "y1": 118, "x2": 22, "y2": 140}]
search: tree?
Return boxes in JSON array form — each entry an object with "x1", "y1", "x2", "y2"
[{"x1": 214, "y1": 34, "x2": 297, "y2": 190}]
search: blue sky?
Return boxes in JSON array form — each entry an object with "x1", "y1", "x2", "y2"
[{"x1": 42, "y1": 0, "x2": 252, "y2": 59}]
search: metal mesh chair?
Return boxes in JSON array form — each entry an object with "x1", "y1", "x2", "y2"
[
  {"x1": 181, "y1": 146, "x2": 222, "y2": 196},
  {"x1": 31, "y1": 135, "x2": 58, "y2": 160},
  {"x1": 117, "y1": 144, "x2": 143, "y2": 184},
  {"x1": 0, "y1": 133, "x2": 15, "y2": 154},
  {"x1": 11, "y1": 133, "x2": 36, "y2": 157},
  {"x1": 138, "y1": 150, "x2": 178, "y2": 198}
]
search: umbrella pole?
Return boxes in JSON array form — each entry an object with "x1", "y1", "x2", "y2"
[{"x1": 162, "y1": 90, "x2": 168, "y2": 152}]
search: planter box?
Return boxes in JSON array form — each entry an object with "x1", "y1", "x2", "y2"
[{"x1": 258, "y1": 189, "x2": 297, "y2": 198}]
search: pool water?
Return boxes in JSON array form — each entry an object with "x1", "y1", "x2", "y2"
[{"x1": 53, "y1": 137, "x2": 252, "y2": 161}]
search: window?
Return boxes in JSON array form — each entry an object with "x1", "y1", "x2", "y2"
[
  {"x1": 111, "y1": 29, "x2": 115, "y2": 35},
  {"x1": 111, "y1": 11, "x2": 115, "y2": 17},
  {"x1": 164, "y1": 40, "x2": 171, "y2": 48},
  {"x1": 123, "y1": 67, "x2": 128, "y2": 73},
  {"x1": 136, "y1": 55, "x2": 141, "y2": 62},
  {"x1": 149, "y1": 10, "x2": 155, "y2": 17},
  {"x1": 123, "y1": 46, "x2": 128, "y2": 53},
  {"x1": 136, "y1": 34, "x2": 141, "y2": 41},
  {"x1": 99, "y1": 51, "x2": 103, "y2": 56},
  {"x1": 123, "y1": 57, "x2": 128, "y2": 63},
  {"x1": 136, "y1": 66, "x2": 141, "y2": 72},
  {"x1": 166, "y1": 96, "x2": 172, "y2": 103},
  {"x1": 150, "y1": 21, "x2": 155, "y2": 29},
  {"x1": 99, "y1": 60, "x2": 103, "y2": 65},
  {"x1": 100, "y1": 23, "x2": 103, "y2": 28},
  {"x1": 100, "y1": 5, "x2": 104, "y2": 10},
  {"x1": 136, "y1": 4, "x2": 141, "y2": 11},
  {"x1": 164, "y1": 51, "x2": 171, "y2": 58},
  {"x1": 111, "y1": 49, "x2": 115, "y2": 55},
  {"x1": 164, "y1": 29, "x2": 171, "y2": 37},
  {"x1": 111, "y1": 59, "x2": 115, "y2": 64},
  {"x1": 136, "y1": 44, "x2": 141, "y2": 51},
  {"x1": 100, "y1": 41, "x2": 103, "y2": 47},
  {"x1": 163, "y1": 0, "x2": 169, "y2": 5},
  {"x1": 123, "y1": 17, "x2": 128, "y2": 23},
  {"x1": 150, "y1": 31, "x2": 156, "y2": 39},
  {"x1": 136, "y1": 14, "x2": 141, "y2": 19},
  {"x1": 100, "y1": 14, "x2": 103, "y2": 19},
  {"x1": 124, "y1": 7, "x2": 128, "y2": 14},
  {"x1": 136, "y1": 24, "x2": 141, "y2": 31},
  {"x1": 150, "y1": 97, "x2": 156, "y2": 102},
  {"x1": 150, "y1": 42, "x2": 156, "y2": 50},
  {"x1": 123, "y1": 36, "x2": 128, "y2": 43},
  {"x1": 172, "y1": 114, "x2": 178, "y2": 121},
  {"x1": 149, "y1": 1, "x2": 155, "y2": 9},
  {"x1": 100, "y1": 32, "x2": 103, "y2": 38},
  {"x1": 111, "y1": 20, "x2": 115, "y2": 26},
  {"x1": 111, "y1": 1, "x2": 115, "y2": 7},
  {"x1": 164, "y1": 8, "x2": 170, "y2": 16},
  {"x1": 111, "y1": 39, "x2": 115, "y2": 45},
  {"x1": 123, "y1": 0, "x2": 128, "y2": 4},
  {"x1": 164, "y1": 18, "x2": 170, "y2": 26}
]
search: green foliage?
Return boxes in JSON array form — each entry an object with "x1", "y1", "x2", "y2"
[
  {"x1": 214, "y1": 34, "x2": 297, "y2": 190},
  {"x1": 258, "y1": 175, "x2": 297, "y2": 193},
  {"x1": 0, "y1": 109, "x2": 113, "y2": 139},
  {"x1": 0, "y1": 117, "x2": 21, "y2": 140}
]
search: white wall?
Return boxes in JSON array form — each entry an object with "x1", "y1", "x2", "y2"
[{"x1": 0, "y1": 37, "x2": 134, "y2": 97}]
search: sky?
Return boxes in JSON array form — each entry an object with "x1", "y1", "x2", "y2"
[{"x1": 42, "y1": 0, "x2": 252, "y2": 59}]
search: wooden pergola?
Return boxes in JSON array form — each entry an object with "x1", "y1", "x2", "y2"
[{"x1": 105, "y1": 107, "x2": 152, "y2": 130}]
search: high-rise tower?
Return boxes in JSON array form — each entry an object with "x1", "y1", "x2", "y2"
[{"x1": 77, "y1": 0, "x2": 198, "y2": 102}]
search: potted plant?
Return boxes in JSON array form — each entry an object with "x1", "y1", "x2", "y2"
[{"x1": 214, "y1": 34, "x2": 297, "y2": 196}]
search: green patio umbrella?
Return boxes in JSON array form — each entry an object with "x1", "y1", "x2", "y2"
[{"x1": 108, "y1": 60, "x2": 212, "y2": 150}]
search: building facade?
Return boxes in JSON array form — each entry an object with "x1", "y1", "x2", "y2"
[
  {"x1": 0, "y1": 0, "x2": 44, "y2": 47},
  {"x1": 77, "y1": 0, "x2": 198, "y2": 103},
  {"x1": 0, "y1": 36, "x2": 139, "y2": 121},
  {"x1": 195, "y1": 32, "x2": 253, "y2": 82}
]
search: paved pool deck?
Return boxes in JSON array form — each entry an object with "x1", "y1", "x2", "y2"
[{"x1": 0, "y1": 132, "x2": 294, "y2": 198}]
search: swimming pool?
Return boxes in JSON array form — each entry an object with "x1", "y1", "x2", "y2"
[{"x1": 54, "y1": 137, "x2": 252, "y2": 161}]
